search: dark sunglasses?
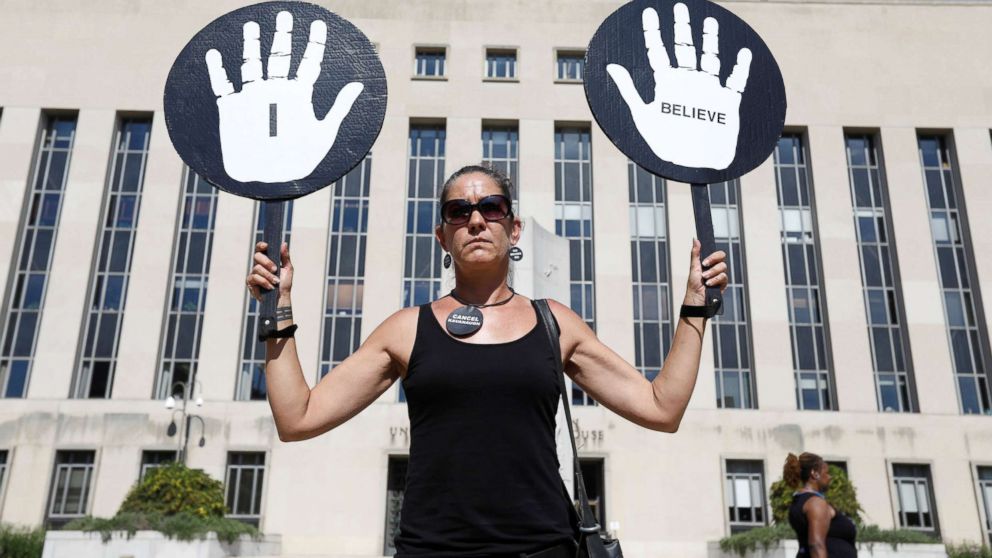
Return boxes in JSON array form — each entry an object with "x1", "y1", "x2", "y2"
[{"x1": 440, "y1": 194, "x2": 513, "y2": 225}]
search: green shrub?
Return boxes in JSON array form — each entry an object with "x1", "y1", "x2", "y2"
[
  {"x1": 62, "y1": 511, "x2": 260, "y2": 544},
  {"x1": 0, "y1": 523, "x2": 46, "y2": 558},
  {"x1": 718, "y1": 523, "x2": 940, "y2": 557},
  {"x1": 117, "y1": 462, "x2": 226, "y2": 518},
  {"x1": 947, "y1": 542, "x2": 992, "y2": 558},
  {"x1": 769, "y1": 464, "x2": 864, "y2": 526}
]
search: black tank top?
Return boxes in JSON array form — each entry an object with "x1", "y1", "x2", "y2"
[
  {"x1": 394, "y1": 301, "x2": 579, "y2": 557},
  {"x1": 788, "y1": 492, "x2": 858, "y2": 558}
]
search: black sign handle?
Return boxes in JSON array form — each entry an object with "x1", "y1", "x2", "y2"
[
  {"x1": 690, "y1": 183, "x2": 723, "y2": 316},
  {"x1": 258, "y1": 200, "x2": 286, "y2": 341}
]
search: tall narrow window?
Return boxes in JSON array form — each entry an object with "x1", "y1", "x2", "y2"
[
  {"x1": 554, "y1": 126, "x2": 595, "y2": 405},
  {"x1": 0, "y1": 115, "x2": 76, "y2": 398},
  {"x1": 919, "y1": 135, "x2": 992, "y2": 415},
  {"x1": 383, "y1": 455, "x2": 409, "y2": 556},
  {"x1": 711, "y1": 181, "x2": 755, "y2": 409},
  {"x1": 46, "y1": 450, "x2": 95, "y2": 528},
  {"x1": 977, "y1": 466, "x2": 992, "y2": 545},
  {"x1": 139, "y1": 450, "x2": 177, "y2": 481},
  {"x1": 320, "y1": 156, "x2": 371, "y2": 378},
  {"x1": 236, "y1": 202, "x2": 293, "y2": 401},
  {"x1": 846, "y1": 134, "x2": 915, "y2": 412},
  {"x1": 225, "y1": 451, "x2": 265, "y2": 526},
  {"x1": 725, "y1": 459, "x2": 766, "y2": 533},
  {"x1": 481, "y1": 124, "x2": 519, "y2": 211},
  {"x1": 73, "y1": 118, "x2": 151, "y2": 399},
  {"x1": 156, "y1": 170, "x2": 220, "y2": 400},
  {"x1": 893, "y1": 463, "x2": 939, "y2": 535},
  {"x1": 629, "y1": 162, "x2": 671, "y2": 380},
  {"x1": 402, "y1": 124, "x2": 446, "y2": 308},
  {"x1": 774, "y1": 135, "x2": 834, "y2": 410}
]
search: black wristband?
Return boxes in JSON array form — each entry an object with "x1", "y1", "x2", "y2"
[
  {"x1": 268, "y1": 324, "x2": 298, "y2": 339},
  {"x1": 680, "y1": 304, "x2": 718, "y2": 319}
]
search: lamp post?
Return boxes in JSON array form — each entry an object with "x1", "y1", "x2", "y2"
[{"x1": 164, "y1": 379, "x2": 205, "y2": 464}]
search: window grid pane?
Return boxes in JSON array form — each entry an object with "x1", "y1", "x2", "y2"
[
  {"x1": 0, "y1": 449, "x2": 8, "y2": 497},
  {"x1": 74, "y1": 118, "x2": 151, "y2": 399},
  {"x1": 225, "y1": 452, "x2": 265, "y2": 525},
  {"x1": 555, "y1": 127, "x2": 596, "y2": 405},
  {"x1": 628, "y1": 161, "x2": 671, "y2": 381},
  {"x1": 893, "y1": 463, "x2": 938, "y2": 534},
  {"x1": 414, "y1": 49, "x2": 445, "y2": 77},
  {"x1": 726, "y1": 460, "x2": 766, "y2": 533},
  {"x1": 46, "y1": 450, "x2": 95, "y2": 527},
  {"x1": 320, "y1": 156, "x2": 371, "y2": 379},
  {"x1": 481, "y1": 125, "x2": 519, "y2": 214},
  {"x1": 774, "y1": 135, "x2": 834, "y2": 411},
  {"x1": 155, "y1": 169, "x2": 220, "y2": 400},
  {"x1": 918, "y1": 135, "x2": 991, "y2": 415},
  {"x1": 0, "y1": 116, "x2": 76, "y2": 398},
  {"x1": 485, "y1": 50, "x2": 517, "y2": 79},
  {"x1": 236, "y1": 201, "x2": 294, "y2": 401},
  {"x1": 711, "y1": 180, "x2": 755, "y2": 409},
  {"x1": 846, "y1": 134, "x2": 916, "y2": 413},
  {"x1": 978, "y1": 466, "x2": 992, "y2": 545},
  {"x1": 556, "y1": 52, "x2": 584, "y2": 80}
]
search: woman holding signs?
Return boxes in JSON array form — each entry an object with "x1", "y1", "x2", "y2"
[{"x1": 246, "y1": 165, "x2": 728, "y2": 557}]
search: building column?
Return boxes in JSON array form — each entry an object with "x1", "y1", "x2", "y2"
[
  {"x1": 518, "y1": 119, "x2": 556, "y2": 233},
  {"x1": 113, "y1": 111, "x2": 184, "y2": 399},
  {"x1": 196, "y1": 191, "x2": 255, "y2": 402},
  {"x1": 30, "y1": 109, "x2": 115, "y2": 400},
  {"x1": 0, "y1": 107, "x2": 41, "y2": 295},
  {"x1": 591, "y1": 126, "x2": 634, "y2": 361},
  {"x1": 807, "y1": 125, "x2": 877, "y2": 413},
  {"x1": 880, "y1": 126, "x2": 957, "y2": 415},
  {"x1": 740, "y1": 156, "x2": 795, "y2": 411}
]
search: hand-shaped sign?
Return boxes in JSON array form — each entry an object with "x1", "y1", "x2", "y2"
[
  {"x1": 205, "y1": 11, "x2": 364, "y2": 183},
  {"x1": 585, "y1": 0, "x2": 784, "y2": 184},
  {"x1": 585, "y1": 0, "x2": 785, "y2": 314},
  {"x1": 164, "y1": 1, "x2": 386, "y2": 200},
  {"x1": 164, "y1": 1, "x2": 386, "y2": 340}
]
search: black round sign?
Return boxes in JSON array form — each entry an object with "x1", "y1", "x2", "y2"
[
  {"x1": 446, "y1": 306, "x2": 484, "y2": 337},
  {"x1": 164, "y1": 1, "x2": 387, "y2": 201},
  {"x1": 585, "y1": 0, "x2": 786, "y2": 184}
]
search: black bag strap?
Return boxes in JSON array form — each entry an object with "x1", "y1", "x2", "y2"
[{"x1": 534, "y1": 299, "x2": 601, "y2": 535}]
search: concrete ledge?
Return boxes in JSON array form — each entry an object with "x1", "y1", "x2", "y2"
[
  {"x1": 707, "y1": 539, "x2": 948, "y2": 558},
  {"x1": 42, "y1": 530, "x2": 281, "y2": 558}
]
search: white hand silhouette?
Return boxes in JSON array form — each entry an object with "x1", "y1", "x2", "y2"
[
  {"x1": 205, "y1": 11, "x2": 364, "y2": 183},
  {"x1": 606, "y1": 4, "x2": 751, "y2": 170}
]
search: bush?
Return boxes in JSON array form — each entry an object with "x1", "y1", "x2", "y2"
[
  {"x1": 63, "y1": 510, "x2": 260, "y2": 544},
  {"x1": 118, "y1": 462, "x2": 226, "y2": 518},
  {"x1": 718, "y1": 523, "x2": 940, "y2": 557},
  {"x1": 0, "y1": 523, "x2": 46, "y2": 558},
  {"x1": 769, "y1": 464, "x2": 864, "y2": 526},
  {"x1": 947, "y1": 542, "x2": 992, "y2": 558}
]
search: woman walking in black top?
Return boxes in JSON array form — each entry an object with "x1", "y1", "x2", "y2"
[
  {"x1": 785, "y1": 453, "x2": 858, "y2": 558},
  {"x1": 246, "y1": 165, "x2": 728, "y2": 557}
]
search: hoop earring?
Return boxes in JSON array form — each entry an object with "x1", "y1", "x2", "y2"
[
  {"x1": 509, "y1": 246, "x2": 523, "y2": 262},
  {"x1": 443, "y1": 253, "x2": 452, "y2": 269}
]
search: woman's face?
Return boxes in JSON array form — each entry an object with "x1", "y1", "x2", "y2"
[{"x1": 435, "y1": 172, "x2": 521, "y2": 270}]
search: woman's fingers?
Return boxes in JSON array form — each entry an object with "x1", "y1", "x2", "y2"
[
  {"x1": 252, "y1": 263, "x2": 279, "y2": 286},
  {"x1": 253, "y1": 251, "x2": 278, "y2": 273}
]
